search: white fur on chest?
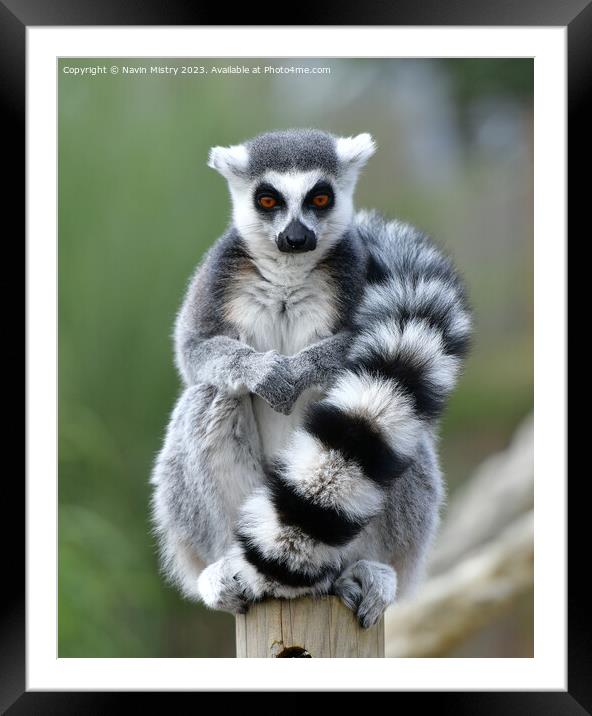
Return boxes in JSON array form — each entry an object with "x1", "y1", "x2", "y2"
[
  {"x1": 227, "y1": 256, "x2": 336, "y2": 354},
  {"x1": 226, "y1": 255, "x2": 336, "y2": 457}
]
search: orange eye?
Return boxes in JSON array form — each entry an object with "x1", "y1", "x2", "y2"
[
  {"x1": 312, "y1": 194, "x2": 330, "y2": 208},
  {"x1": 258, "y1": 195, "x2": 278, "y2": 209}
]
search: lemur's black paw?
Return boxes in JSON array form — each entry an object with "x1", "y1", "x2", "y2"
[{"x1": 333, "y1": 560, "x2": 397, "y2": 629}]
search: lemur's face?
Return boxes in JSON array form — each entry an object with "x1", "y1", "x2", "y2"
[
  {"x1": 235, "y1": 169, "x2": 348, "y2": 254},
  {"x1": 208, "y1": 130, "x2": 375, "y2": 257},
  {"x1": 250, "y1": 171, "x2": 337, "y2": 254}
]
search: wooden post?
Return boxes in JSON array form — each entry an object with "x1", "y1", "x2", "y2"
[{"x1": 235, "y1": 596, "x2": 384, "y2": 658}]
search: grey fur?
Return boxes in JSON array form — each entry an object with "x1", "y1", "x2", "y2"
[
  {"x1": 174, "y1": 227, "x2": 249, "y2": 347},
  {"x1": 246, "y1": 129, "x2": 339, "y2": 177},
  {"x1": 151, "y1": 129, "x2": 471, "y2": 628},
  {"x1": 290, "y1": 332, "x2": 353, "y2": 393}
]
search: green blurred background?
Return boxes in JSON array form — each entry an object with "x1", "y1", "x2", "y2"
[{"x1": 58, "y1": 58, "x2": 533, "y2": 657}]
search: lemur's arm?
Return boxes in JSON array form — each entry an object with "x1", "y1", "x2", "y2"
[
  {"x1": 179, "y1": 333, "x2": 301, "y2": 414},
  {"x1": 290, "y1": 332, "x2": 353, "y2": 393},
  {"x1": 173, "y1": 250, "x2": 296, "y2": 413},
  {"x1": 197, "y1": 217, "x2": 472, "y2": 612},
  {"x1": 174, "y1": 244, "x2": 349, "y2": 414},
  {"x1": 177, "y1": 332, "x2": 348, "y2": 415}
]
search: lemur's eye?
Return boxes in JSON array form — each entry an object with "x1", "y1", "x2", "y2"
[
  {"x1": 258, "y1": 195, "x2": 278, "y2": 209},
  {"x1": 311, "y1": 194, "x2": 331, "y2": 208}
]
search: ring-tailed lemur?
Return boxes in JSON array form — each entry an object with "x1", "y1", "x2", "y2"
[{"x1": 150, "y1": 129, "x2": 471, "y2": 628}]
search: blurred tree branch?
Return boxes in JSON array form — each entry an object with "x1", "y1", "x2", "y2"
[{"x1": 385, "y1": 414, "x2": 533, "y2": 657}]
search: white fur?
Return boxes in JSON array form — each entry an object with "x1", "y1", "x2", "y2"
[
  {"x1": 326, "y1": 369, "x2": 422, "y2": 459},
  {"x1": 279, "y1": 430, "x2": 385, "y2": 521},
  {"x1": 197, "y1": 543, "x2": 269, "y2": 605},
  {"x1": 238, "y1": 489, "x2": 342, "y2": 572},
  {"x1": 361, "y1": 276, "x2": 458, "y2": 316},
  {"x1": 251, "y1": 390, "x2": 319, "y2": 462},
  {"x1": 224, "y1": 249, "x2": 336, "y2": 458},
  {"x1": 447, "y1": 309, "x2": 473, "y2": 341},
  {"x1": 196, "y1": 552, "x2": 233, "y2": 607},
  {"x1": 353, "y1": 318, "x2": 460, "y2": 395},
  {"x1": 224, "y1": 253, "x2": 337, "y2": 356},
  {"x1": 207, "y1": 144, "x2": 249, "y2": 180},
  {"x1": 397, "y1": 319, "x2": 460, "y2": 391},
  {"x1": 335, "y1": 133, "x2": 377, "y2": 174}
]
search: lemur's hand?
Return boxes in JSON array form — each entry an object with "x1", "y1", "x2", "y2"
[
  {"x1": 291, "y1": 332, "x2": 352, "y2": 392},
  {"x1": 244, "y1": 350, "x2": 300, "y2": 415}
]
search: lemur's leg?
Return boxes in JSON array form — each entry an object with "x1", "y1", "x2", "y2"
[
  {"x1": 333, "y1": 561, "x2": 397, "y2": 628},
  {"x1": 333, "y1": 436, "x2": 444, "y2": 626},
  {"x1": 150, "y1": 383, "x2": 264, "y2": 605},
  {"x1": 154, "y1": 328, "x2": 351, "y2": 612}
]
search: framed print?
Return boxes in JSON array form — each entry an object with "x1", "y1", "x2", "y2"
[{"x1": 9, "y1": 0, "x2": 583, "y2": 708}]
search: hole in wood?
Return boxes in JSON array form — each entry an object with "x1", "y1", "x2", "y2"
[{"x1": 275, "y1": 646, "x2": 312, "y2": 658}]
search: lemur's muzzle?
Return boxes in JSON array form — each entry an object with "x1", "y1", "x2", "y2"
[{"x1": 276, "y1": 219, "x2": 317, "y2": 253}]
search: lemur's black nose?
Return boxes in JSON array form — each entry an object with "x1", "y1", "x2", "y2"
[
  {"x1": 277, "y1": 220, "x2": 317, "y2": 253},
  {"x1": 287, "y1": 235, "x2": 306, "y2": 248}
]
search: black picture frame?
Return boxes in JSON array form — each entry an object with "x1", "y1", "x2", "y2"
[{"x1": 9, "y1": 0, "x2": 582, "y2": 708}]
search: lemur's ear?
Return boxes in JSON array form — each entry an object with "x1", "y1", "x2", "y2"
[
  {"x1": 336, "y1": 133, "x2": 376, "y2": 173},
  {"x1": 207, "y1": 144, "x2": 249, "y2": 180}
]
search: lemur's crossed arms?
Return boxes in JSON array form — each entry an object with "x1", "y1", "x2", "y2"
[{"x1": 151, "y1": 129, "x2": 471, "y2": 628}]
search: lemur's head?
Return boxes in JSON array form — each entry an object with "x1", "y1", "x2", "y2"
[{"x1": 208, "y1": 129, "x2": 375, "y2": 256}]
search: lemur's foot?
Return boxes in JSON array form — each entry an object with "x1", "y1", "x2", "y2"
[
  {"x1": 197, "y1": 556, "x2": 251, "y2": 615},
  {"x1": 333, "y1": 560, "x2": 397, "y2": 629}
]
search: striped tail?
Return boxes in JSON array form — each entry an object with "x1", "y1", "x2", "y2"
[{"x1": 234, "y1": 215, "x2": 472, "y2": 597}]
